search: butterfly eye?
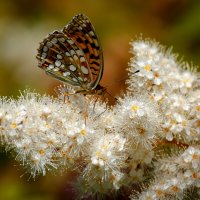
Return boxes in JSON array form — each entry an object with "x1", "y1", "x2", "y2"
[{"x1": 37, "y1": 13, "x2": 104, "y2": 94}]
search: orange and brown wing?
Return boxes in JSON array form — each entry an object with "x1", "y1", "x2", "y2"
[
  {"x1": 63, "y1": 13, "x2": 103, "y2": 89},
  {"x1": 37, "y1": 30, "x2": 92, "y2": 88}
]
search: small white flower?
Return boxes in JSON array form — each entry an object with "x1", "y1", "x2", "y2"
[
  {"x1": 67, "y1": 122, "x2": 95, "y2": 145},
  {"x1": 183, "y1": 147, "x2": 200, "y2": 169},
  {"x1": 179, "y1": 71, "x2": 195, "y2": 93},
  {"x1": 166, "y1": 132, "x2": 173, "y2": 141},
  {"x1": 129, "y1": 101, "x2": 145, "y2": 118},
  {"x1": 42, "y1": 107, "x2": 51, "y2": 115}
]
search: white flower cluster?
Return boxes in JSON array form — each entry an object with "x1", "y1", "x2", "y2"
[
  {"x1": 128, "y1": 39, "x2": 200, "y2": 143},
  {"x1": 131, "y1": 146, "x2": 200, "y2": 200},
  {"x1": 0, "y1": 39, "x2": 200, "y2": 199}
]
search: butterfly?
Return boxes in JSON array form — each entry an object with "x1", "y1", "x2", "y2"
[{"x1": 37, "y1": 13, "x2": 105, "y2": 95}]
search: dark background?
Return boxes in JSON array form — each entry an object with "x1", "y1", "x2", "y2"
[{"x1": 0, "y1": 0, "x2": 200, "y2": 199}]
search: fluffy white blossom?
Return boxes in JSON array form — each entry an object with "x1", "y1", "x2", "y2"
[
  {"x1": 0, "y1": 38, "x2": 200, "y2": 198},
  {"x1": 131, "y1": 146, "x2": 200, "y2": 200},
  {"x1": 79, "y1": 134, "x2": 127, "y2": 196}
]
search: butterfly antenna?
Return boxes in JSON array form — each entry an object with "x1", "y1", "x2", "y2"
[
  {"x1": 103, "y1": 69, "x2": 140, "y2": 88},
  {"x1": 105, "y1": 90, "x2": 117, "y2": 101}
]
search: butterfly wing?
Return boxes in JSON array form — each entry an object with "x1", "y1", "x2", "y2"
[
  {"x1": 63, "y1": 13, "x2": 104, "y2": 90},
  {"x1": 37, "y1": 30, "x2": 93, "y2": 88}
]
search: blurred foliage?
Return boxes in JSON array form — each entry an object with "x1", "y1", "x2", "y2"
[{"x1": 0, "y1": 0, "x2": 200, "y2": 199}]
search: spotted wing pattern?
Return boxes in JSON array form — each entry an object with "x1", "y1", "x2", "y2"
[
  {"x1": 37, "y1": 13, "x2": 103, "y2": 91},
  {"x1": 63, "y1": 14, "x2": 103, "y2": 89}
]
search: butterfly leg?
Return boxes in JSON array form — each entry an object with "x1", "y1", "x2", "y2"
[
  {"x1": 92, "y1": 93, "x2": 108, "y2": 119},
  {"x1": 63, "y1": 91, "x2": 79, "y2": 103},
  {"x1": 92, "y1": 94, "x2": 100, "y2": 113},
  {"x1": 82, "y1": 96, "x2": 91, "y2": 125},
  {"x1": 97, "y1": 94, "x2": 108, "y2": 118}
]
